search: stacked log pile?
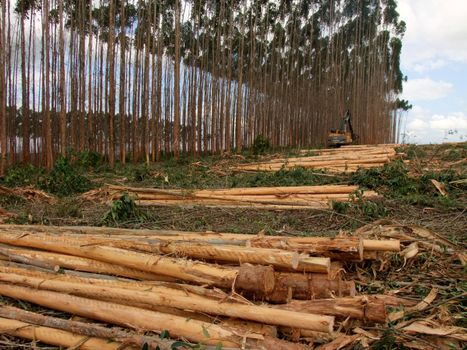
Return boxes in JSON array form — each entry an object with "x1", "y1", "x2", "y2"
[
  {"x1": 82, "y1": 184, "x2": 379, "y2": 210},
  {"x1": 0, "y1": 224, "x2": 419, "y2": 349},
  {"x1": 232, "y1": 144, "x2": 401, "y2": 173}
]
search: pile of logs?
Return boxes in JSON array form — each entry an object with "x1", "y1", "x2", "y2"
[
  {"x1": 0, "y1": 224, "x2": 418, "y2": 349},
  {"x1": 232, "y1": 144, "x2": 401, "y2": 173},
  {"x1": 83, "y1": 184, "x2": 379, "y2": 210}
]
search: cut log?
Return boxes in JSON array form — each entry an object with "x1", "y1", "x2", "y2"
[
  {"x1": 0, "y1": 233, "x2": 275, "y2": 293},
  {"x1": 0, "y1": 305, "x2": 170, "y2": 349},
  {"x1": 274, "y1": 295, "x2": 416, "y2": 323},
  {"x1": 160, "y1": 242, "x2": 331, "y2": 273},
  {"x1": 362, "y1": 239, "x2": 400, "y2": 252},
  {"x1": 0, "y1": 245, "x2": 174, "y2": 281},
  {"x1": 249, "y1": 236, "x2": 363, "y2": 261},
  {"x1": 0, "y1": 283, "x2": 261, "y2": 347},
  {"x1": 264, "y1": 273, "x2": 356, "y2": 303},
  {"x1": 0, "y1": 317, "x2": 135, "y2": 350},
  {"x1": 0, "y1": 272, "x2": 335, "y2": 332}
]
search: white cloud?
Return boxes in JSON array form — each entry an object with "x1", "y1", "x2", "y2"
[
  {"x1": 402, "y1": 106, "x2": 467, "y2": 143},
  {"x1": 429, "y1": 113, "x2": 467, "y2": 131},
  {"x1": 411, "y1": 59, "x2": 447, "y2": 73},
  {"x1": 399, "y1": 0, "x2": 467, "y2": 70},
  {"x1": 403, "y1": 78, "x2": 453, "y2": 101}
]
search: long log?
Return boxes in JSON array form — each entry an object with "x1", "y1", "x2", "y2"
[
  {"x1": 0, "y1": 245, "x2": 175, "y2": 281},
  {"x1": 0, "y1": 233, "x2": 276, "y2": 293},
  {"x1": 0, "y1": 317, "x2": 135, "y2": 350},
  {"x1": 159, "y1": 242, "x2": 330, "y2": 273},
  {"x1": 0, "y1": 272, "x2": 335, "y2": 332},
  {"x1": 0, "y1": 284, "x2": 245, "y2": 347},
  {"x1": 274, "y1": 295, "x2": 416, "y2": 323},
  {"x1": 0, "y1": 305, "x2": 172, "y2": 350},
  {"x1": 0, "y1": 225, "x2": 400, "y2": 254},
  {"x1": 264, "y1": 273, "x2": 356, "y2": 302}
]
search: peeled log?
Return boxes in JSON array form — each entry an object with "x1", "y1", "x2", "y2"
[
  {"x1": 0, "y1": 233, "x2": 275, "y2": 293},
  {"x1": 264, "y1": 273, "x2": 356, "y2": 303},
  {"x1": 274, "y1": 295, "x2": 415, "y2": 323},
  {"x1": 0, "y1": 273, "x2": 334, "y2": 333},
  {"x1": 161, "y1": 242, "x2": 331, "y2": 273},
  {"x1": 0, "y1": 305, "x2": 169, "y2": 349},
  {"x1": 0, "y1": 284, "x2": 246, "y2": 346},
  {"x1": 0, "y1": 245, "x2": 172, "y2": 281},
  {"x1": 0, "y1": 317, "x2": 134, "y2": 350},
  {"x1": 363, "y1": 239, "x2": 400, "y2": 252},
  {"x1": 249, "y1": 236, "x2": 364, "y2": 261}
]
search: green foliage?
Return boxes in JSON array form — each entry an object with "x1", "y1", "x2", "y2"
[
  {"x1": 252, "y1": 134, "x2": 271, "y2": 155},
  {"x1": 351, "y1": 159, "x2": 416, "y2": 196},
  {"x1": 331, "y1": 201, "x2": 351, "y2": 214},
  {"x1": 75, "y1": 151, "x2": 104, "y2": 169},
  {"x1": 102, "y1": 194, "x2": 147, "y2": 225},
  {"x1": 38, "y1": 156, "x2": 92, "y2": 196},
  {"x1": 1, "y1": 164, "x2": 44, "y2": 187},
  {"x1": 441, "y1": 147, "x2": 466, "y2": 161},
  {"x1": 404, "y1": 144, "x2": 427, "y2": 160},
  {"x1": 132, "y1": 163, "x2": 152, "y2": 182},
  {"x1": 332, "y1": 192, "x2": 387, "y2": 220},
  {"x1": 352, "y1": 159, "x2": 465, "y2": 209}
]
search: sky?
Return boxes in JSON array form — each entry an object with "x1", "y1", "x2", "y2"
[{"x1": 398, "y1": 0, "x2": 467, "y2": 144}]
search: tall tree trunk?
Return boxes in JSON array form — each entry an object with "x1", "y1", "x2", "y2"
[
  {"x1": 43, "y1": 0, "x2": 53, "y2": 169},
  {"x1": 58, "y1": 0, "x2": 66, "y2": 155},
  {"x1": 108, "y1": 0, "x2": 116, "y2": 167},
  {"x1": 172, "y1": 0, "x2": 181, "y2": 158}
]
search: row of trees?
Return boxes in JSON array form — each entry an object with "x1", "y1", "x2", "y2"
[{"x1": 0, "y1": 0, "x2": 409, "y2": 172}]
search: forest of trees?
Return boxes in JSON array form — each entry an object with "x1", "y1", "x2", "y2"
[{"x1": 0, "y1": 0, "x2": 409, "y2": 171}]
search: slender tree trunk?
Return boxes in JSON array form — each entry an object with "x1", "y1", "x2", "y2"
[
  {"x1": 108, "y1": 0, "x2": 116, "y2": 167},
  {"x1": 173, "y1": 0, "x2": 181, "y2": 158},
  {"x1": 58, "y1": 0, "x2": 66, "y2": 155}
]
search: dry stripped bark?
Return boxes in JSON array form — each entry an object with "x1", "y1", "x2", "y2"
[{"x1": 0, "y1": 224, "x2": 425, "y2": 349}]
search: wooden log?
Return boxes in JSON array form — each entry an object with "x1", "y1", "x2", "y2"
[
  {"x1": 0, "y1": 245, "x2": 174, "y2": 281},
  {"x1": 0, "y1": 305, "x2": 170, "y2": 349},
  {"x1": 136, "y1": 200, "x2": 329, "y2": 210},
  {"x1": 0, "y1": 317, "x2": 134, "y2": 350},
  {"x1": 0, "y1": 284, "x2": 244, "y2": 347},
  {"x1": 249, "y1": 236, "x2": 363, "y2": 261},
  {"x1": 262, "y1": 273, "x2": 356, "y2": 303},
  {"x1": 0, "y1": 225, "x2": 399, "y2": 255},
  {"x1": 0, "y1": 272, "x2": 335, "y2": 332},
  {"x1": 273, "y1": 295, "x2": 414, "y2": 323},
  {"x1": 0, "y1": 233, "x2": 276, "y2": 293},
  {"x1": 160, "y1": 243, "x2": 330, "y2": 273},
  {"x1": 362, "y1": 239, "x2": 400, "y2": 252}
]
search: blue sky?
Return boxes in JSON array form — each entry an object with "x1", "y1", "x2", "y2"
[{"x1": 398, "y1": 0, "x2": 467, "y2": 144}]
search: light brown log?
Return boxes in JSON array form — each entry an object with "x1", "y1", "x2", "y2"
[
  {"x1": 172, "y1": 185, "x2": 360, "y2": 196},
  {"x1": 136, "y1": 200, "x2": 329, "y2": 210},
  {"x1": 249, "y1": 236, "x2": 364, "y2": 261},
  {"x1": 0, "y1": 284, "x2": 244, "y2": 346},
  {"x1": 261, "y1": 273, "x2": 356, "y2": 303},
  {"x1": 0, "y1": 245, "x2": 174, "y2": 281},
  {"x1": 0, "y1": 305, "x2": 169, "y2": 349},
  {"x1": 0, "y1": 272, "x2": 334, "y2": 332},
  {"x1": 160, "y1": 242, "x2": 330, "y2": 273},
  {"x1": 363, "y1": 239, "x2": 401, "y2": 252},
  {"x1": 274, "y1": 295, "x2": 415, "y2": 323},
  {"x1": 0, "y1": 225, "x2": 399, "y2": 255},
  {"x1": 0, "y1": 317, "x2": 134, "y2": 350},
  {"x1": 0, "y1": 233, "x2": 275, "y2": 293}
]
